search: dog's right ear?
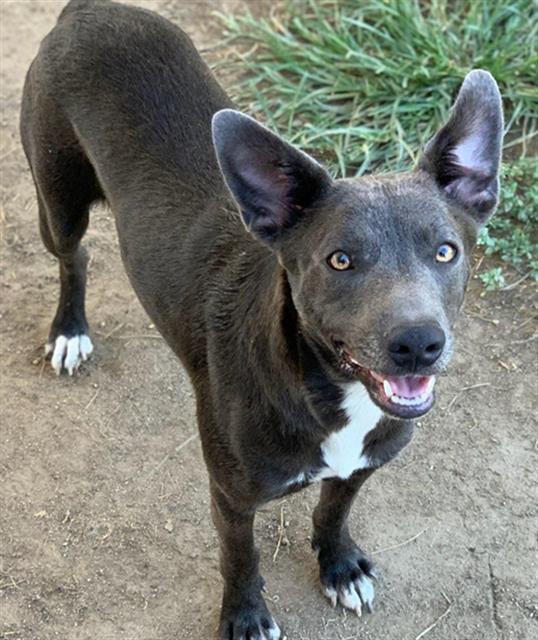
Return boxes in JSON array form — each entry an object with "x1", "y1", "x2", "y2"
[{"x1": 212, "y1": 109, "x2": 331, "y2": 244}]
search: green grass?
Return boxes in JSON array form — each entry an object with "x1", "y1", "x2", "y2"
[
  {"x1": 218, "y1": 0, "x2": 537, "y2": 176},
  {"x1": 217, "y1": 0, "x2": 537, "y2": 287}
]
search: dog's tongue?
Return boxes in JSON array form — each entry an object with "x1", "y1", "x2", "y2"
[{"x1": 385, "y1": 375, "x2": 433, "y2": 399}]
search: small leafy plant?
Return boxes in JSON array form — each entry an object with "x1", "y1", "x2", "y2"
[{"x1": 478, "y1": 160, "x2": 538, "y2": 290}]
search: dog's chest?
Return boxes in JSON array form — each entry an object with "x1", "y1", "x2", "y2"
[{"x1": 313, "y1": 382, "x2": 382, "y2": 481}]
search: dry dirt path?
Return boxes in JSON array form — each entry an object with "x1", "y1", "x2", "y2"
[{"x1": 1, "y1": 2, "x2": 536, "y2": 639}]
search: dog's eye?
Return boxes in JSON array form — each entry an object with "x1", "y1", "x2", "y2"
[
  {"x1": 436, "y1": 243, "x2": 457, "y2": 263},
  {"x1": 328, "y1": 251, "x2": 352, "y2": 271}
]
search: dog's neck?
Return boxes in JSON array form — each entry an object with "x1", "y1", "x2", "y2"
[
  {"x1": 246, "y1": 256, "x2": 345, "y2": 435},
  {"x1": 252, "y1": 259, "x2": 302, "y2": 379}
]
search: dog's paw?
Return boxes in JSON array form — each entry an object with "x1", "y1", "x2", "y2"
[
  {"x1": 322, "y1": 573, "x2": 375, "y2": 617},
  {"x1": 45, "y1": 334, "x2": 93, "y2": 375},
  {"x1": 218, "y1": 603, "x2": 282, "y2": 640},
  {"x1": 317, "y1": 543, "x2": 376, "y2": 617}
]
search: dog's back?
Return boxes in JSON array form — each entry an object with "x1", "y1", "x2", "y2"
[
  {"x1": 21, "y1": 0, "x2": 238, "y2": 366},
  {"x1": 25, "y1": 0, "x2": 231, "y2": 193}
]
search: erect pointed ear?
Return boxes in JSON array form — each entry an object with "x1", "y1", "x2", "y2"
[
  {"x1": 419, "y1": 70, "x2": 504, "y2": 225},
  {"x1": 212, "y1": 109, "x2": 332, "y2": 244}
]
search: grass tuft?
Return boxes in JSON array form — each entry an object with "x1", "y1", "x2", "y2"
[
  {"x1": 217, "y1": 0, "x2": 537, "y2": 288},
  {"x1": 218, "y1": 0, "x2": 537, "y2": 177}
]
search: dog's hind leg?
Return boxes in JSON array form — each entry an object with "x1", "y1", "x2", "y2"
[
  {"x1": 41, "y1": 210, "x2": 93, "y2": 375},
  {"x1": 21, "y1": 90, "x2": 103, "y2": 374},
  {"x1": 312, "y1": 471, "x2": 377, "y2": 616},
  {"x1": 36, "y1": 172, "x2": 99, "y2": 375}
]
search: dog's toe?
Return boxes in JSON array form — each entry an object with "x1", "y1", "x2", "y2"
[
  {"x1": 47, "y1": 333, "x2": 93, "y2": 375},
  {"x1": 267, "y1": 621, "x2": 282, "y2": 639},
  {"x1": 322, "y1": 577, "x2": 374, "y2": 616},
  {"x1": 219, "y1": 607, "x2": 282, "y2": 640},
  {"x1": 355, "y1": 573, "x2": 375, "y2": 612},
  {"x1": 318, "y1": 543, "x2": 376, "y2": 616},
  {"x1": 340, "y1": 582, "x2": 363, "y2": 616},
  {"x1": 236, "y1": 619, "x2": 281, "y2": 640}
]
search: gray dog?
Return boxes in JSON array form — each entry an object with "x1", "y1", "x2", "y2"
[{"x1": 20, "y1": 1, "x2": 503, "y2": 637}]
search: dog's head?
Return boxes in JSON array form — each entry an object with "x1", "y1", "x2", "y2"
[{"x1": 212, "y1": 70, "x2": 503, "y2": 419}]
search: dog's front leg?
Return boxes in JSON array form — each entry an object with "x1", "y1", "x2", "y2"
[
  {"x1": 312, "y1": 471, "x2": 377, "y2": 616},
  {"x1": 211, "y1": 483, "x2": 281, "y2": 640}
]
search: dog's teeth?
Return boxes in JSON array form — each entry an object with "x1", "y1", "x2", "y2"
[
  {"x1": 387, "y1": 376, "x2": 436, "y2": 407},
  {"x1": 391, "y1": 391, "x2": 430, "y2": 406},
  {"x1": 383, "y1": 379, "x2": 393, "y2": 398}
]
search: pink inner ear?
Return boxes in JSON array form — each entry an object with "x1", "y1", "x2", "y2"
[
  {"x1": 444, "y1": 175, "x2": 495, "y2": 211},
  {"x1": 241, "y1": 163, "x2": 287, "y2": 196},
  {"x1": 235, "y1": 145, "x2": 288, "y2": 193},
  {"x1": 452, "y1": 129, "x2": 490, "y2": 173},
  {"x1": 238, "y1": 154, "x2": 292, "y2": 226}
]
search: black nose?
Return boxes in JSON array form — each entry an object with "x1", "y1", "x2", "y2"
[{"x1": 388, "y1": 324, "x2": 446, "y2": 371}]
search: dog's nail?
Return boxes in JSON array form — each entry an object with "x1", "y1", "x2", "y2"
[
  {"x1": 368, "y1": 568, "x2": 379, "y2": 581},
  {"x1": 356, "y1": 575, "x2": 375, "y2": 612},
  {"x1": 323, "y1": 585, "x2": 338, "y2": 608}
]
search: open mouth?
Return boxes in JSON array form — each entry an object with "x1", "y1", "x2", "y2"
[{"x1": 333, "y1": 340, "x2": 436, "y2": 419}]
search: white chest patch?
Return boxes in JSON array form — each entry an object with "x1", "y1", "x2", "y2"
[{"x1": 315, "y1": 382, "x2": 382, "y2": 481}]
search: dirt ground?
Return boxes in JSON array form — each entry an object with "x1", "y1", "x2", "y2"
[{"x1": 1, "y1": 1, "x2": 537, "y2": 639}]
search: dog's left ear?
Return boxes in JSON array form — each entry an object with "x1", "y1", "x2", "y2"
[
  {"x1": 420, "y1": 70, "x2": 503, "y2": 225},
  {"x1": 212, "y1": 109, "x2": 332, "y2": 244}
]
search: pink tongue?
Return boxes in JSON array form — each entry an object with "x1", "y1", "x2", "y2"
[{"x1": 386, "y1": 375, "x2": 431, "y2": 399}]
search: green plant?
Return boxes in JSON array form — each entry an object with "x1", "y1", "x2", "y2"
[
  {"x1": 478, "y1": 159, "x2": 538, "y2": 289},
  {"x1": 479, "y1": 267, "x2": 506, "y2": 291},
  {"x1": 218, "y1": 0, "x2": 537, "y2": 177}
]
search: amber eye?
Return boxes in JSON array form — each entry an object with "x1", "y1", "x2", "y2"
[
  {"x1": 328, "y1": 251, "x2": 352, "y2": 271},
  {"x1": 436, "y1": 243, "x2": 457, "y2": 263}
]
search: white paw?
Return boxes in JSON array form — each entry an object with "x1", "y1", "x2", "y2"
[
  {"x1": 45, "y1": 334, "x2": 93, "y2": 375},
  {"x1": 238, "y1": 621, "x2": 281, "y2": 640},
  {"x1": 266, "y1": 621, "x2": 281, "y2": 640},
  {"x1": 322, "y1": 574, "x2": 375, "y2": 617}
]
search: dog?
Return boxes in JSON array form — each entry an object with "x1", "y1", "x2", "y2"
[{"x1": 20, "y1": 1, "x2": 503, "y2": 637}]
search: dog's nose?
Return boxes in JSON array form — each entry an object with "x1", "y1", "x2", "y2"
[{"x1": 388, "y1": 324, "x2": 446, "y2": 371}]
